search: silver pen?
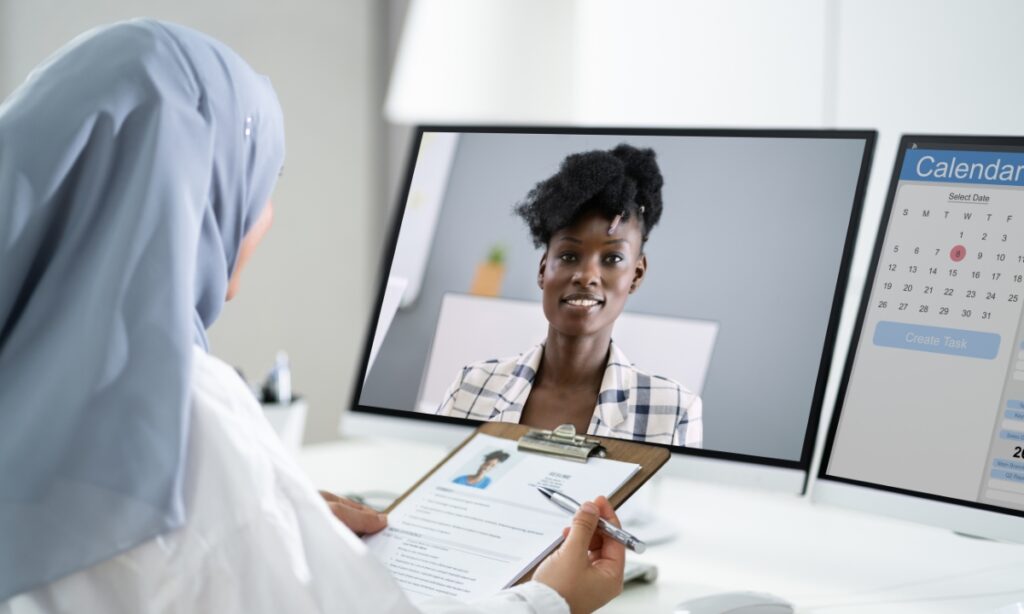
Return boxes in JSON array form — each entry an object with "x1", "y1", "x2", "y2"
[{"x1": 537, "y1": 486, "x2": 646, "y2": 554}]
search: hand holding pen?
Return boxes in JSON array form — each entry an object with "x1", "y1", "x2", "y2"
[
  {"x1": 537, "y1": 486, "x2": 646, "y2": 553},
  {"x1": 533, "y1": 494, "x2": 626, "y2": 612}
]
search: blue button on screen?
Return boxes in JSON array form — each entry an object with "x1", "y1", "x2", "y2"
[
  {"x1": 994, "y1": 458, "x2": 1024, "y2": 472},
  {"x1": 873, "y1": 321, "x2": 1000, "y2": 359},
  {"x1": 991, "y1": 469, "x2": 1024, "y2": 484}
]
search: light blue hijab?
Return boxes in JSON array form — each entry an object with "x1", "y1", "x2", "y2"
[{"x1": 0, "y1": 20, "x2": 284, "y2": 599}]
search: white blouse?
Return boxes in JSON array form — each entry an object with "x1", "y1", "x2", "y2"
[{"x1": 1, "y1": 347, "x2": 568, "y2": 614}]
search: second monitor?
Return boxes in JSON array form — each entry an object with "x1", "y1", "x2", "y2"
[{"x1": 354, "y1": 127, "x2": 874, "y2": 482}]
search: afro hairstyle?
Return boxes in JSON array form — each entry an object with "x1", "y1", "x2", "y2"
[
  {"x1": 514, "y1": 143, "x2": 664, "y2": 248},
  {"x1": 483, "y1": 450, "x2": 511, "y2": 463}
]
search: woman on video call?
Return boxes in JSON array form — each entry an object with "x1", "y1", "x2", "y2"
[{"x1": 433, "y1": 144, "x2": 702, "y2": 447}]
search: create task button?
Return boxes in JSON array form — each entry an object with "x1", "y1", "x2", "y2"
[{"x1": 873, "y1": 321, "x2": 1000, "y2": 359}]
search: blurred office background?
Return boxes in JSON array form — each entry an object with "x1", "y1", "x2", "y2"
[{"x1": 3, "y1": 0, "x2": 1023, "y2": 444}]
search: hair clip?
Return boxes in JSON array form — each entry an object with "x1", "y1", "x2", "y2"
[{"x1": 607, "y1": 213, "x2": 623, "y2": 235}]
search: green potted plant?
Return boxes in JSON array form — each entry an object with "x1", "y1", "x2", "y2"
[{"x1": 470, "y1": 244, "x2": 506, "y2": 297}]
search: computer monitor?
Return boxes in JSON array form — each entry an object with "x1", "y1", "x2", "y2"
[
  {"x1": 347, "y1": 127, "x2": 875, "y2": 494},
  {"x1": 816, "y1": 134, "x2": 1024, "y2": 542}
]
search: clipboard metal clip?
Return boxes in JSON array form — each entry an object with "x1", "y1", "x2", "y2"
[{"x1": 517, "y1": 424, "x2": 607, "y2": 463}]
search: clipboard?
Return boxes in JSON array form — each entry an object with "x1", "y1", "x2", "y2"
[
  {"x1": 381, "y1": 422, "x2": 671, "y2": 585},
  {"x1": 386, "y1": 421, "x2": 670, "y2": 515}
]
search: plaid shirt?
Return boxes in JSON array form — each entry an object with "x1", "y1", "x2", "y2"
[{"x1": 430, "y1": 342, "x2": 702, "y2": 447}]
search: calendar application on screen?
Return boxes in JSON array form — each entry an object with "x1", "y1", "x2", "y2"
[{"x1": 829, "y1": 147, "x2": 1024, "y2": 510}]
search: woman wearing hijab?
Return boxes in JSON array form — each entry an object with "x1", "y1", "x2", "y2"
[{"x1": 0, "y1": 19, "x2": 624, "y2": 614}]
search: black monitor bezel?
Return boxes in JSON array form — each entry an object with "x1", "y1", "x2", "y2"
[
  {"x1": 818, "y1": 133, "x2": 1024, "y2": 520},
  {"x1": 352, "y1": 125, "x2": 877, "y2": 482}
]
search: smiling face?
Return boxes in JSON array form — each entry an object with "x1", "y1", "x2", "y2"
[{"x1": 538, "y1": 210, "x2": 647, "y2": 339}]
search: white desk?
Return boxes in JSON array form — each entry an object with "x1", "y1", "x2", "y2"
[{"x1": 298, "y1": 437, "x2": 1024, "y2": 613}]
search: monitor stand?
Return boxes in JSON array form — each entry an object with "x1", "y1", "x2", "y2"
[
  {"x1": 953, "y1": 530, "x2": 995, "y2": 541},
  {"x1": 616, "y1": 475, "x2": 679, "y2": 545}
]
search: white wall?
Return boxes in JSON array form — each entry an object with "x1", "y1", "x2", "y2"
[
  {"x1": 573, "y1": 0, "x2": 829, "y2": 127},
  {"x1": 388, "y1": 0, "x2": 829, "y2": 126},
  {"x1": 386, "y1": 0, "x2": 578, "y2": 124},
  {"x1": 0, "y1": 0, "x2": 382, "y2": 443}
]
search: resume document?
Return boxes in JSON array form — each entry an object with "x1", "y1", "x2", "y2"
[{"x1": 364, "y1": 434, "x2": 640, "y2": 602}]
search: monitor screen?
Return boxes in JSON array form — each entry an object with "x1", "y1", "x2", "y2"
[
  {"x1": 355, "y1": 127, "x2": 874, "y2": 468},
  {"x1": 822, "y1": 135, "x2": 1024, "y2": 519}
]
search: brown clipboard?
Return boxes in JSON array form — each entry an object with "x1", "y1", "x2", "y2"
[
  {"x1": 382, "y1": 422, "x2": 670, "y2": 583},
  {"x1": 386, "y1": 422, "x2": 670, "y2": 513}
]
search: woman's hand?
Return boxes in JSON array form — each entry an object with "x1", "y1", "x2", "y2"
[
  {"x1": 533, "y1": 496, "x2": 626, "y2": 614},
  {"x1": 319, "y1": 490, "x2": 388, "y2": 536}
]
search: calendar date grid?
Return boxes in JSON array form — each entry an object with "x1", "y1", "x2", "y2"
[{"x1": 874, "y1": 203, "x2": 1022, "y2": 324}]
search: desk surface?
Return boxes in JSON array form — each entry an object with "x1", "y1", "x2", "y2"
[{"x1": 298, "y1": 437, "x2": 1024, "y2": 614}]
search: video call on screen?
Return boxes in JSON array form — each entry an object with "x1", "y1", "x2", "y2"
[{"x1": 358, "y1": 130, "x2": 870, "y2": 462}]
